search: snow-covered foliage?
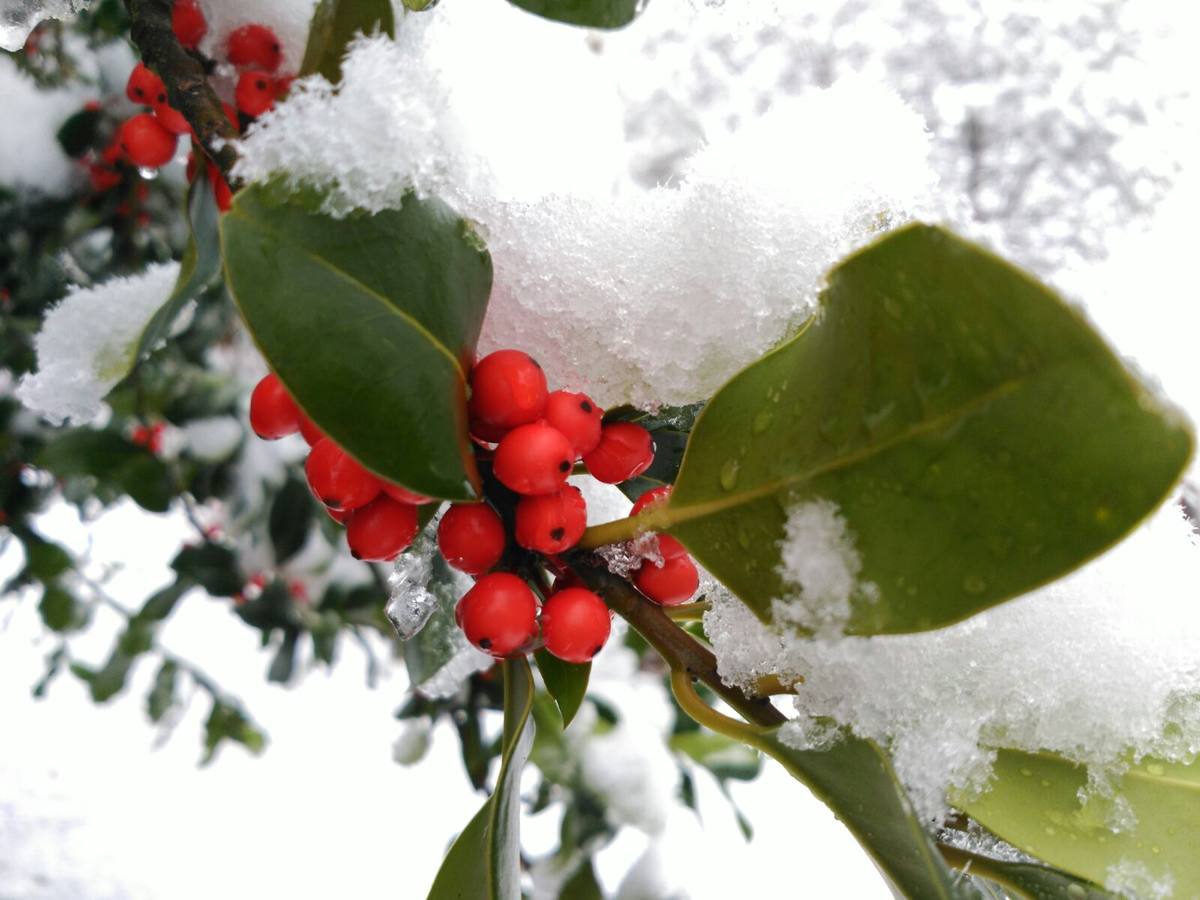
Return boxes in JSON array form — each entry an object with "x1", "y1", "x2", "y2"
[
  {"x1": 234, "y1": 4, "x2": 936, "y2": 409},
  {"x1": 706, "y1": 500, "x2": 1200, "y2": 823},
  {"x1": 0, "y1": 0, "x2": 88, "y2": 51},
  {"x1": 0, "y1": 54, "x2": 87, "y2": 195},
  {"x1": 17, "y1": 263, "x2": 180, "y2": 425}
]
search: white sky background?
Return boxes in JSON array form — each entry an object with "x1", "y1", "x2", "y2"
[{"x1": 4, "y1": 0, "x2": 1200, "y2": 897}]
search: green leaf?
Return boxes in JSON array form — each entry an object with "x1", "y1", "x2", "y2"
[
  {"x1": 534, "y1": 648, "x2": 589, "y2": 729},
  {"x1": 56, "y1": 107, "x2": 102, "y2": 158},
  {"x1": 134, "y1": 161, "x2": 222, "y2": 361},
  {"x1": 221, "y1": 185, "x2": 492, "y2": 501},
  {"x1": 38, "y1": 583, "x2": 87, "y2": 632},
  {"x1": 133, "y1": 580, "x2": 189, "y2": 624},
  {"x1": 957, "y1": 749, "x2": 1200, "y2": 897},
  {"x1": 87, "y1": 651, "x2": 134, "y2": 703},
  {"x1": 20, "y1": 531, "x2": 73, "y2": 579},
  {"x1": 747, "y1": 724, "x2": 978, "y2": 899},
  {"x1": 939, "y1": 843, "x2": 1118, "y2": 900},
  {"x1": 202, "y1": 699, "x2": 266, "y2": 764},
  {"x1": 267, "y1": 629, "x2": 300, "y2": 683},
  {"x1": 300, "y1": 0, "x2": 395, "y2": 83},
  {"x1": 171, "y1": 542, "x2": 242, "y2": 597},
  {"x1": 560, "y1": 860, "x2": 604, "y2": 900},
  {"x1": 269, "y1": 477, "x2": 315, "y2": 565},
  {"x1": 505, "y1": 0, "x2": 642, "y2": 29},
  {"x1": 36, "y1": 429, "x2": 174, "y2": 513},
  {"x1": 668, "y1": 224, "x2": 1193, "y2": 635},
  {"x1": 670, "y1": 729, "x2": 762, "y2": 782},
  {"x1": 428, "y1": 658, "x2": 535, "y2": 900},
  {"x1": 146, "y1": 659, "x2": 179, "y2": 723}
]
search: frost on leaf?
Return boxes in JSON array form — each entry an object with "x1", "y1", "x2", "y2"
[
  {"x1": 0, "y1": 0, "x2": 89, "y2": 52},
  {"x1": 17, "y1": 263, "x2": 181, "y2": 425},
  {"x1": 0, "y1": 55, "x2": 89, "y2": 195}
]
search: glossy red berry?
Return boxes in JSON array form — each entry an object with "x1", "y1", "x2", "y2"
[
  {"x1": 381, "y1": 482, "x2": 432, "y2": 505},
  {"x1": 227, "y1": 24, "x2": 282, "y2": 71},
  {"x1": 514, "y1": 485, "x2": 587, "y2": 554},
  {"x1": 438, "y1": 503, "x2": 506, "y2": 575},
  {"x1": 468, "y1": 350, "x2": 548, "y2": 440},
  {"x1": 211, "y1": 173, "x2": 233, "y2": 212},
  {"x1": 544, "y1": 390, "x2": 604, "y2": 457},
  {"x1": 118, "y1": 114, "x2": 177, "y2": 168},
  {"x1": 345, "y1": 495, "x2": 419, "y2": 561},
  {"x1": 235, "y1": 70, "x2": 276, "y2": 117},
  {"x1": 540, "y1": 588, "x2": 611, "y2": 663},
  {"x1": 249, "y1": 372, "x2": 300, "y2": 439},
  {"x1": 88, "y1": 162, "x2": 121, "y2": 192},
  {"x1": 153, "y1": 100, "x2": 191, "y2": 136},
  {"x1": 305, "y1": 438, "x2": 382, "y2": 511},
  {"x1": 456, "y1": 573, "x2": 539, "y2": 658},
  {"x1": 126, "y1": 63, "x2": 165, "y2": 105},
  {"x1": 493, "y1": 422, "x2": 574, "y2": 496},
  {"x1": 633, "y1": 535, "x2": 698, "y2": 606},
  {"x1": 172, "y1": 0, "x2": 207, "y2": 49},
  {"x1": 631, "y1": 486, "x2": 672, "y2": 517},
  {"x1": 297, "y1": 410, "x2": 326, "y2": 446},
  {"x1": 582, "y1": 422, "x2": 655, "y2": 484}
]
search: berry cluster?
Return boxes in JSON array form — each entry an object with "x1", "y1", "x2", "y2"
[
  {"x1": 248, "y1": 349, "x2": 701, "y2": 666},
  {"x1": 90, "y1": 6, "x2": 290, "y2": 212}
]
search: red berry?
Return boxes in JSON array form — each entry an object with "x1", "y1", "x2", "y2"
[
  {"x1": 153, "y1": 100, "x2": 191, "y2": 135},
  {"x1": 118, "y1": 114, "x2": 177, "y2": 168},
  {"x1": 222, "y1": 102, "x2": 241, "y2": 133},
  {"x1": 514, "y1": 485, "x2": 587, "y2": 554},
  {"x1": 125, "y1": 63, "x2": 164, "y2": 105},
  {"x1": 326, "y1": 504, "x2": 354, "y2": 524},
  {"x1": 582, "y1": 422, "x2": 655, "y2": 484},
  {"x1": 274, "y1": 75, "x2": 294, "y2": 99},
  {"x1": 305, "y1": 438, "x2": 382, "y2": 511},
  {"x1": 544, "y1": 390, "x2": 604, "y2": 457},
  {"x1": 249, "y1": 372, "x2": 299, "y2": 439},
  {"x1": 493, "y1": 422, "x2": 574, "y2": 496},
  {"x1": 131, "y1": 422, "x2": 165, "y2": 454},
  {"x1": 235, "y1": 70, "x2": 276, "y2": 117},
  {"x1": 345, "y1": 495, "x2": 418, "y2": 561},
  {"x1": 438, "y1": 503, "x2": 506, "y2": 575},
  {"x1": 297, "y1": 410, "x2": 326, "y2": 446},
  {"x1": 88, "y1": 162, "x2": 121, "y2": 192},
  {"x1": 172, "y1": 0, "x2": 207, "y2": 49},
  {"x1": 211, "y1": 173, "x2": 233, "y2": 212},
  {"x1": 633, "y1": 536, "x2": 698, "y2": 606},
  {"x1": 456, "y1": 573, "x2": 538, "y2": 658},
  {"x1": 381, "y1": 482, "x2": 432, "y2": 505},
  {"x1": 469, "y1": 350, "x2": 548, "y2": 440},
  {"x1": 227, "y1": 24, "x2": 283, "y2": 71},
  {"x1": 631, "y1": 486, "x2": 672, "y2": 517},
  {"x1": 540, "y1": 587, "x2": 611, "y2": 663}
]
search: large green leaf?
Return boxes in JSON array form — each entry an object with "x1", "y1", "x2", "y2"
[
  {"x1": 299, "y1": 0, "x2": 395, "y2": 83},
  {"x1": 135, "y1": 163, "x2": 222, "y2": 360},
  {"x1": 958, "y1": 750, "x2": 1200, "y2": 897},
  {"x1": 427, "y1": 657, "x2": 535, "y2": 900},
  {"x1": 745, "y1": 724, "x2": 979, "y2": 899},
  {"x1": 505, "y1": 0, "x2": 643, "y2": 29},
  {"x1": 221, "y1": 185, "x2": 492, "y2": 501},
  {"x1": 663, "y1": 224, "x2": 1192, "y2": 634}
]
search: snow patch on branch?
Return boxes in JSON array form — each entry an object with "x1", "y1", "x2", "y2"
[
  {"x1": 17, "y1": 263, "x2": 180, "y2": 425},
  {"x1": 0, "y1": 55, "x2": 89, "y2": 195}
]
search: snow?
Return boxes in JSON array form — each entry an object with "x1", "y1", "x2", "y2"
[
  {"x1": 17, "y1": 263, "x2": 181, "y2": 425},
  {"x1": 196, "y1": 0, "x2": 318, "y2": 75},
  {"x1": 772, "y1": 498, "x2": 875, "y2": 637},
  {"x1": 707, "y1": 499, "x2": 1200, "y2": 824},
  {"x1": 234, "y1": 4, "x2": 936, "y2": 409},
  {"x1": 0, "y1": 0, "x2": 88, "y2": 51},
  {"x1": 0, "y1": 54, "x2": 88, "y2": 196},
  {"x1": 1106, "y1": 859, "x2": 1175, "y2": 900},
  {"x1": 180, "y1": 416, "x2": 244, "y2": 462}
]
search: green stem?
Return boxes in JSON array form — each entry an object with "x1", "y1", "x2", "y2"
[
  {"x1": 123, "y1": 0, "x2": 240, "y2": 183},
  {"x1": 578, "y1": 508, "x2": 667, "y2": 550}
]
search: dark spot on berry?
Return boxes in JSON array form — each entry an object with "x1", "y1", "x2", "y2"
[
  {"x1": 272, "y1": 43, "x2": 281, "y2": 52},
  {"x1": 527, "y1": 354, "x2": 542, "y2": 370},
  {"x1": 157, "y1": 92, "x2": 166, "y2": 103},
  {"x1": 325, "y1": 497, "x2": 342, "y2": 508},
  {"x1": 350, "y1": 550, "x2": 360, "y2": 560},
  {"x1": 256, "y1": 79, "x2": 266, "y2": 90},
  {"x1": 133, "y1": 88, "x2": 144, "y2": 99},
  {"x1": 478, "y1": 637, "x2": 492, "y2": 650},
  {"x1": 550, "y1": 527, "x2": 565, "y2": 541},
  {"x1": 591, "y1": 645, "x2": 603, "y2": 657},
  {"x1": 558, "y1": 460, "x2": 571, "y2": 472},
  {"x1": 580, "y1": 400, "x2": 593, "y2": 413}
]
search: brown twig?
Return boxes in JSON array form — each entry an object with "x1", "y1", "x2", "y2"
[
  {"x1": 124, "y1": 0, "x2": 240, "y2": 183},
  {"x1": 568, "y1": 556, "x2": 785, "y2": 728}
]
